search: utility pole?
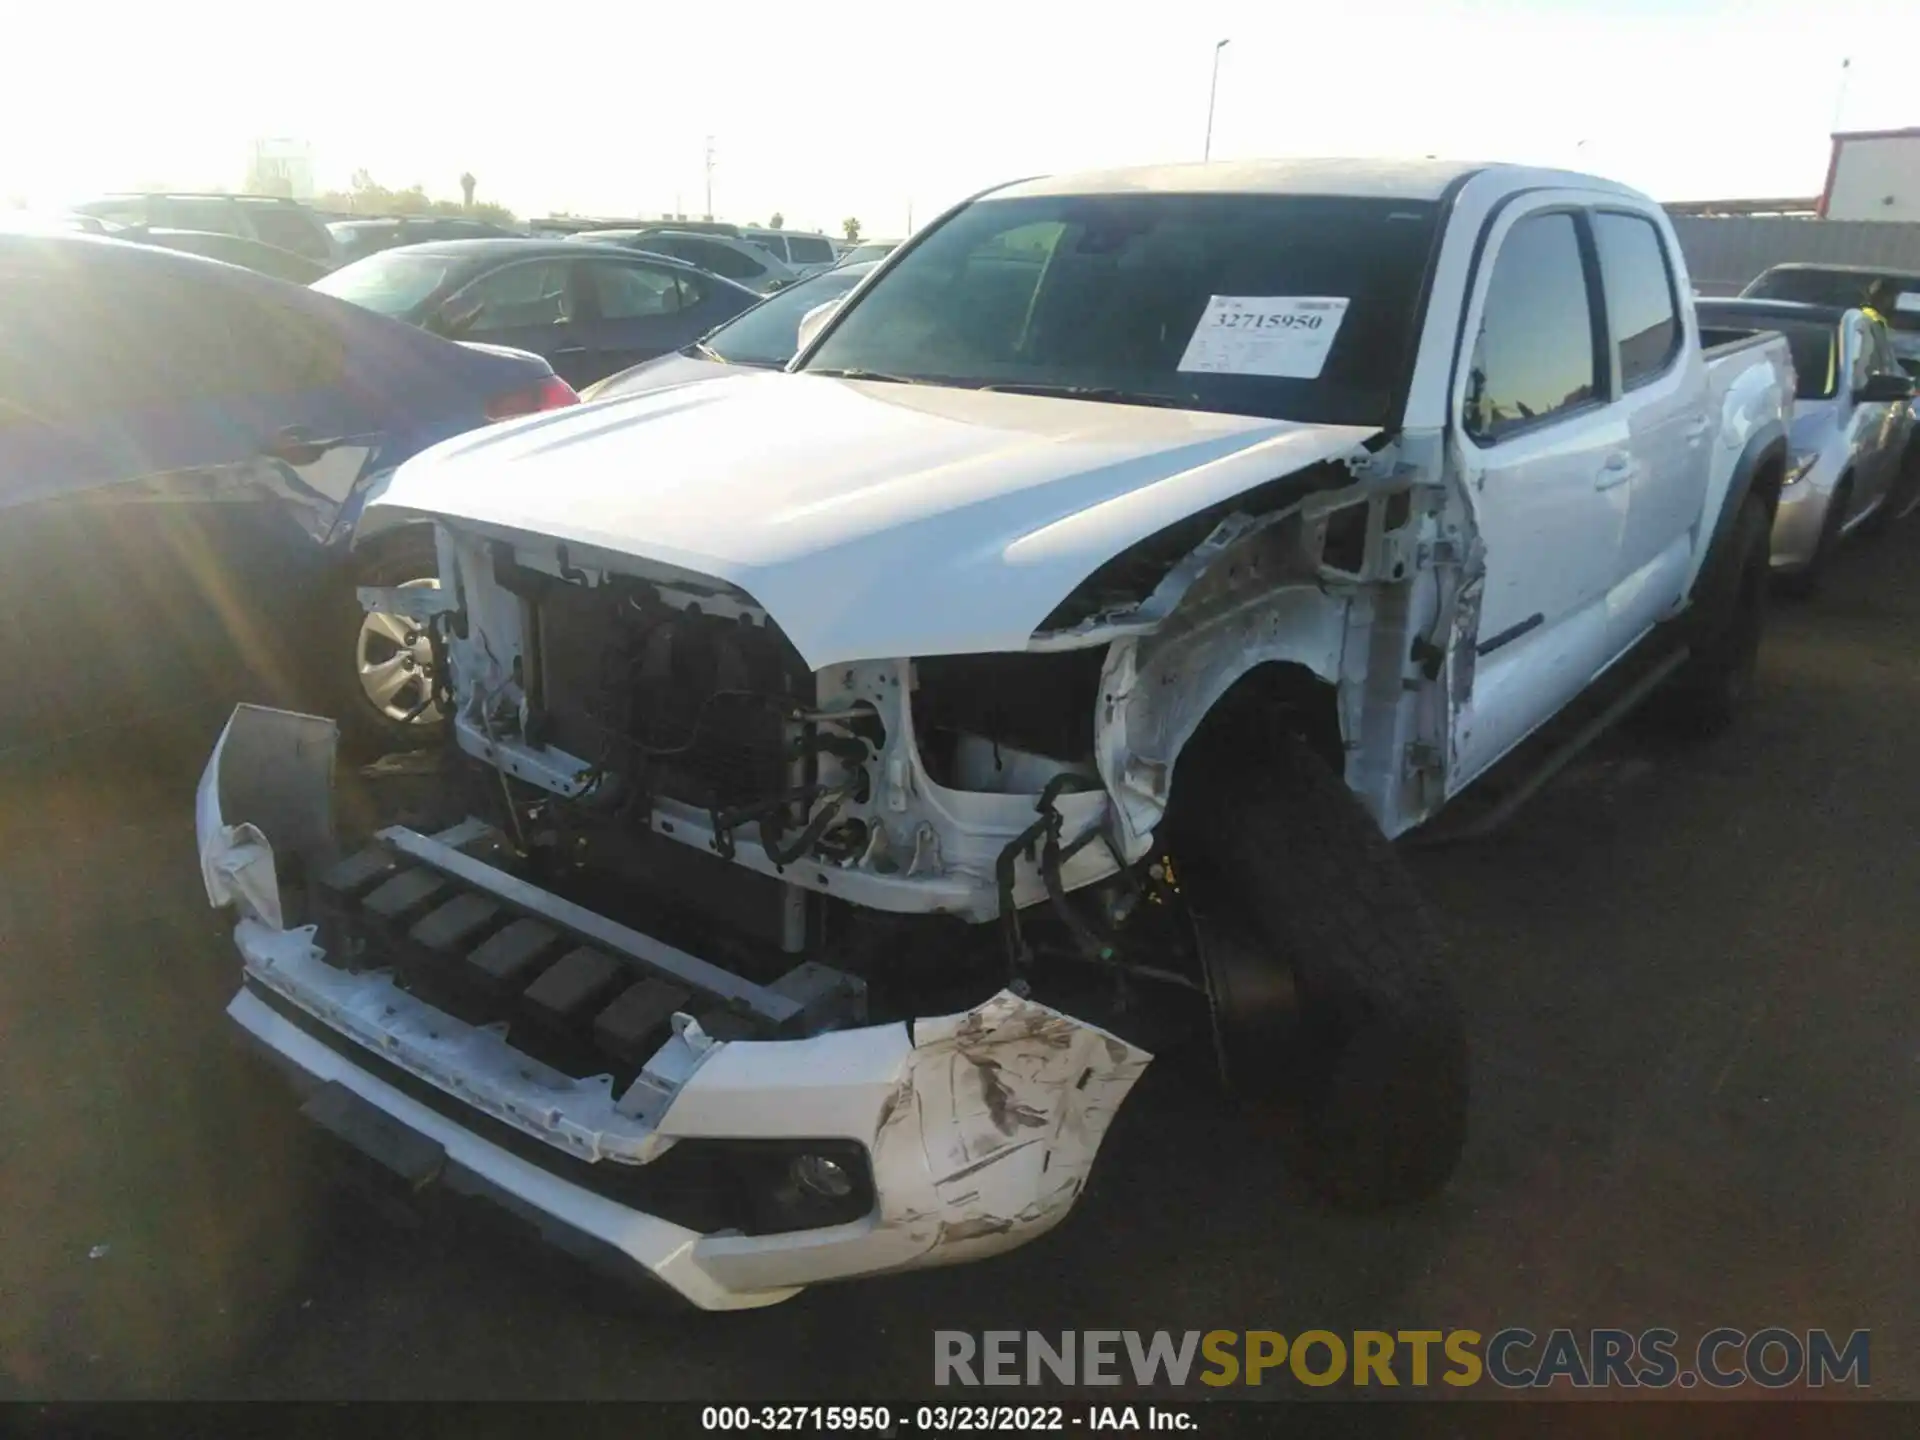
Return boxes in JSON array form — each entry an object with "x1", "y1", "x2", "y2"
[
  {"x1": 1204, "y1": 39, "x2": 1230, "y2": 161},
  {"x1": 1831, "y1": 56, "x2": 1852, "y2": 133},
  {"x1": 704, "y1": 136, "x2": 716, "y2": 220}
]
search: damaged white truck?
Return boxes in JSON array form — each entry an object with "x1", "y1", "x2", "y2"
[{"x1": 198, "y1": 160, "x2": 1793, "y2": 1310}]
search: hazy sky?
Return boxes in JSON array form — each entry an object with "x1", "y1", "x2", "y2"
[{"x1": 1, "y1": 0, "x2": 1908, "y2": 232}]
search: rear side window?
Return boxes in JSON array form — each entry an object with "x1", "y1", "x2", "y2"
[
  {"x1": 153, "y1": 198, "x2": 244, "y2": 235},
  {"x1": 243, "y1": 204, "x2": 328, "y2": 260},
  {"x1": 1592, "y1": 212, "x2": 1679, "y2": 387},
  {"x1": 590, "y1": 262, "x2": 687, "y2": 319},
  {"x1": 1465, "y1": 212, "x2": 1599, "y2": 443},
  {"x1": 787, "y1": 235, "x2": 834, "y2": 264},
  {"x1": 672, "y1": 238, "x2": 764, "y2": 282}
]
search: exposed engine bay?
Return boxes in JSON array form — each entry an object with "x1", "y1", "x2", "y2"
[
  {"x1": 337, "y1": 447, "x2": 1466, "y2": 1086},
  {"x1": 356, "y1": 534, "x2": 1208, "y2": 1085}
]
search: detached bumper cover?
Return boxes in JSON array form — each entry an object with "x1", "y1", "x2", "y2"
[{"x1": 198, "y1": 705, "x2": 1150, "y2": 1310}]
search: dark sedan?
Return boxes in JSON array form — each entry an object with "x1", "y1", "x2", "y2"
[
  {"x1": 0, "y1": 233, "x2": 575, "y2": 755},
  {"x1": 125, "y1": 227, "x2": 332, "y2": 284},
  {"x1": 312, "y1": 239, "x2": 759, "y2": 390}
]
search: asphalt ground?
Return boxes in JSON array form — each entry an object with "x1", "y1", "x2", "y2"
[{"x1": 2, "y1": 517, "x2": 1915, "y2": 1402}]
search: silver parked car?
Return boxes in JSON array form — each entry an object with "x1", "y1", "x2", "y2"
[{"x1": 1698, "y1": 298, "x2": 1917, "y2": 594}]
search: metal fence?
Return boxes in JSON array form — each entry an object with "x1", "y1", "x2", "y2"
[{"x1": 1670, "y1": 216, "x2": 1920, "y2": 295}]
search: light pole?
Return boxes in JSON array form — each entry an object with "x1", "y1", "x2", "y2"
[
  {"x1": 1831, "y1": 56, "x2": 1852, "y2": 133},
  {"x1": 704, "y1": 135, "x2": 716, "y2": 220},
  {"x1": 1204, "y1": 39, "x2": 1230, "y2": 161}
]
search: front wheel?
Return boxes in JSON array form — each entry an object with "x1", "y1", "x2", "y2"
[
  {"x1": 316, "y1": 526, "x2": 446, "y2": 758},
  {"x1": 1165, "y1": 728, "x2": 1468, "y2": 1209}
]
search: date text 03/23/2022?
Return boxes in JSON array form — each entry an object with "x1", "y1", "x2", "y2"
[{"x1": 701, "y1": 1406, "x2": 1191, "y2": 1432}]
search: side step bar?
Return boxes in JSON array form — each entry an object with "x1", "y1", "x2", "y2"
[{"x1": 1415, "y1": 646, "x2": 1690, "y2": 847}]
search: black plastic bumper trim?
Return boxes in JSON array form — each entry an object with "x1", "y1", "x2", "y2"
[{"x1": 240, "y1": 978, "x2": 873, "y2": 1233}]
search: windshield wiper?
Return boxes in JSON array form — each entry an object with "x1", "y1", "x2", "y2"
[
  {"x1": 806, "y1": 366, "x2": 924, "y2": 384},
  {"x1": 973, "y1": 382, "x2": 1202, "y2": 410},
  {"x1": 685, "y1": 340, "x2": 730, "y2": 363}
]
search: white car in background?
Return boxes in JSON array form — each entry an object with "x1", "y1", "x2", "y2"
[
  {"x1": 740, "y1": 229, "x2": 840, "y2": 277},
  {"x1": 835, "y1": 239, "x2": 900, "y2": 267}
]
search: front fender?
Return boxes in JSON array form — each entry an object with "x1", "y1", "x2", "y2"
[{"x1": 1093, "y1": 584, "x2": 1349, "y2": 856}]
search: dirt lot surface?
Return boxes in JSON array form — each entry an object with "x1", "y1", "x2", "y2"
[{"x1": 3, "y1": 523, "x2": 1916, "y2": 1401}]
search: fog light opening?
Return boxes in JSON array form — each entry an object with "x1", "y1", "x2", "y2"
[{"x1": 789, "y1": 1152, "x2": 855, "y2": 1201}]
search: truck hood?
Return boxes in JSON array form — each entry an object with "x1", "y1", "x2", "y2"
[{"x1": 366, "y1": 372, "x2": 1378, "y2": 668}]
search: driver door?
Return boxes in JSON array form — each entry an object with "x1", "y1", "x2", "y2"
[{"x1": 1446, "y1": 200, "x2": 1630, "y2": 793}]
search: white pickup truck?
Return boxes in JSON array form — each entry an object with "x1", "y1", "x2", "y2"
[{"x1": 197, "y1": 159, "x2": 1794, "y2": 1310}]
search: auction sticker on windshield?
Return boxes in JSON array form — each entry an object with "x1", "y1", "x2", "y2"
[
  {"x1": 1178, "y1": 296, "x2": 1350, "y2": 379},
  {"x1": 1896, "y1": 292, "x2": 1920, "y2": 314}
]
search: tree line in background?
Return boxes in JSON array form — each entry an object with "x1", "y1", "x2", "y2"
[
  {"x1": 245, "y1": 156, "x2": 870, "y2": 240},
  {"x1": 248, "y1": 161, "x2": 517, "y2": 225}
]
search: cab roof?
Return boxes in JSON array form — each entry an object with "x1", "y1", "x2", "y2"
[{"x1": 990, "y1": 157, "x2": 1646, "y2": 204}]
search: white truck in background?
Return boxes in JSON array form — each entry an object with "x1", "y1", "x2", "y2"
[{"x1": 198, "y1": 158, "x2": 1793, "y2": 1309}]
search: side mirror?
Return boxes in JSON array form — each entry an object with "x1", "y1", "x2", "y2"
[
  {"x1": 795, "y1": 299, "x2": 843, "y2": 354},
  {"x1": 1856, "y1": 372, "x2": 1915, "y2": 404}
]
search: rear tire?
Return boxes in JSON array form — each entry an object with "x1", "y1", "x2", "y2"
[
  {"x1": 1641, "y1": 493, "x2": 1770, "y2": 738},
  {"x1": 1166, "y1": 727, "x2": 1468, "y2": 1210}
]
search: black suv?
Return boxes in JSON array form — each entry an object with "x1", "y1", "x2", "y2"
[{"x1": 71, "y1": 193, "x2": 336, "y2": 266}]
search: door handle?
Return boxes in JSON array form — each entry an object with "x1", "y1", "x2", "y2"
[
  {"x1": 550, "y1": 345, "x2": 590, "y2": 357},
  {"x1": 1595, "y1": 452, "x2": 1638, "y2": 490}
]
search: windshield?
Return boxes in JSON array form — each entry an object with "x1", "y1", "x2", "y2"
[
  {"x1": 800, "y1": 193, "x2": 1439, "y2": 425},
  {"x1": 705, "y1": 264, "x2": 874, "y2": 367},
  {"x1": 1744, "y1": 268, "x2": 1920, "y2": 334},
  {"x1": 311, "y1": 251, "x2": 458, "y2": 316}
]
